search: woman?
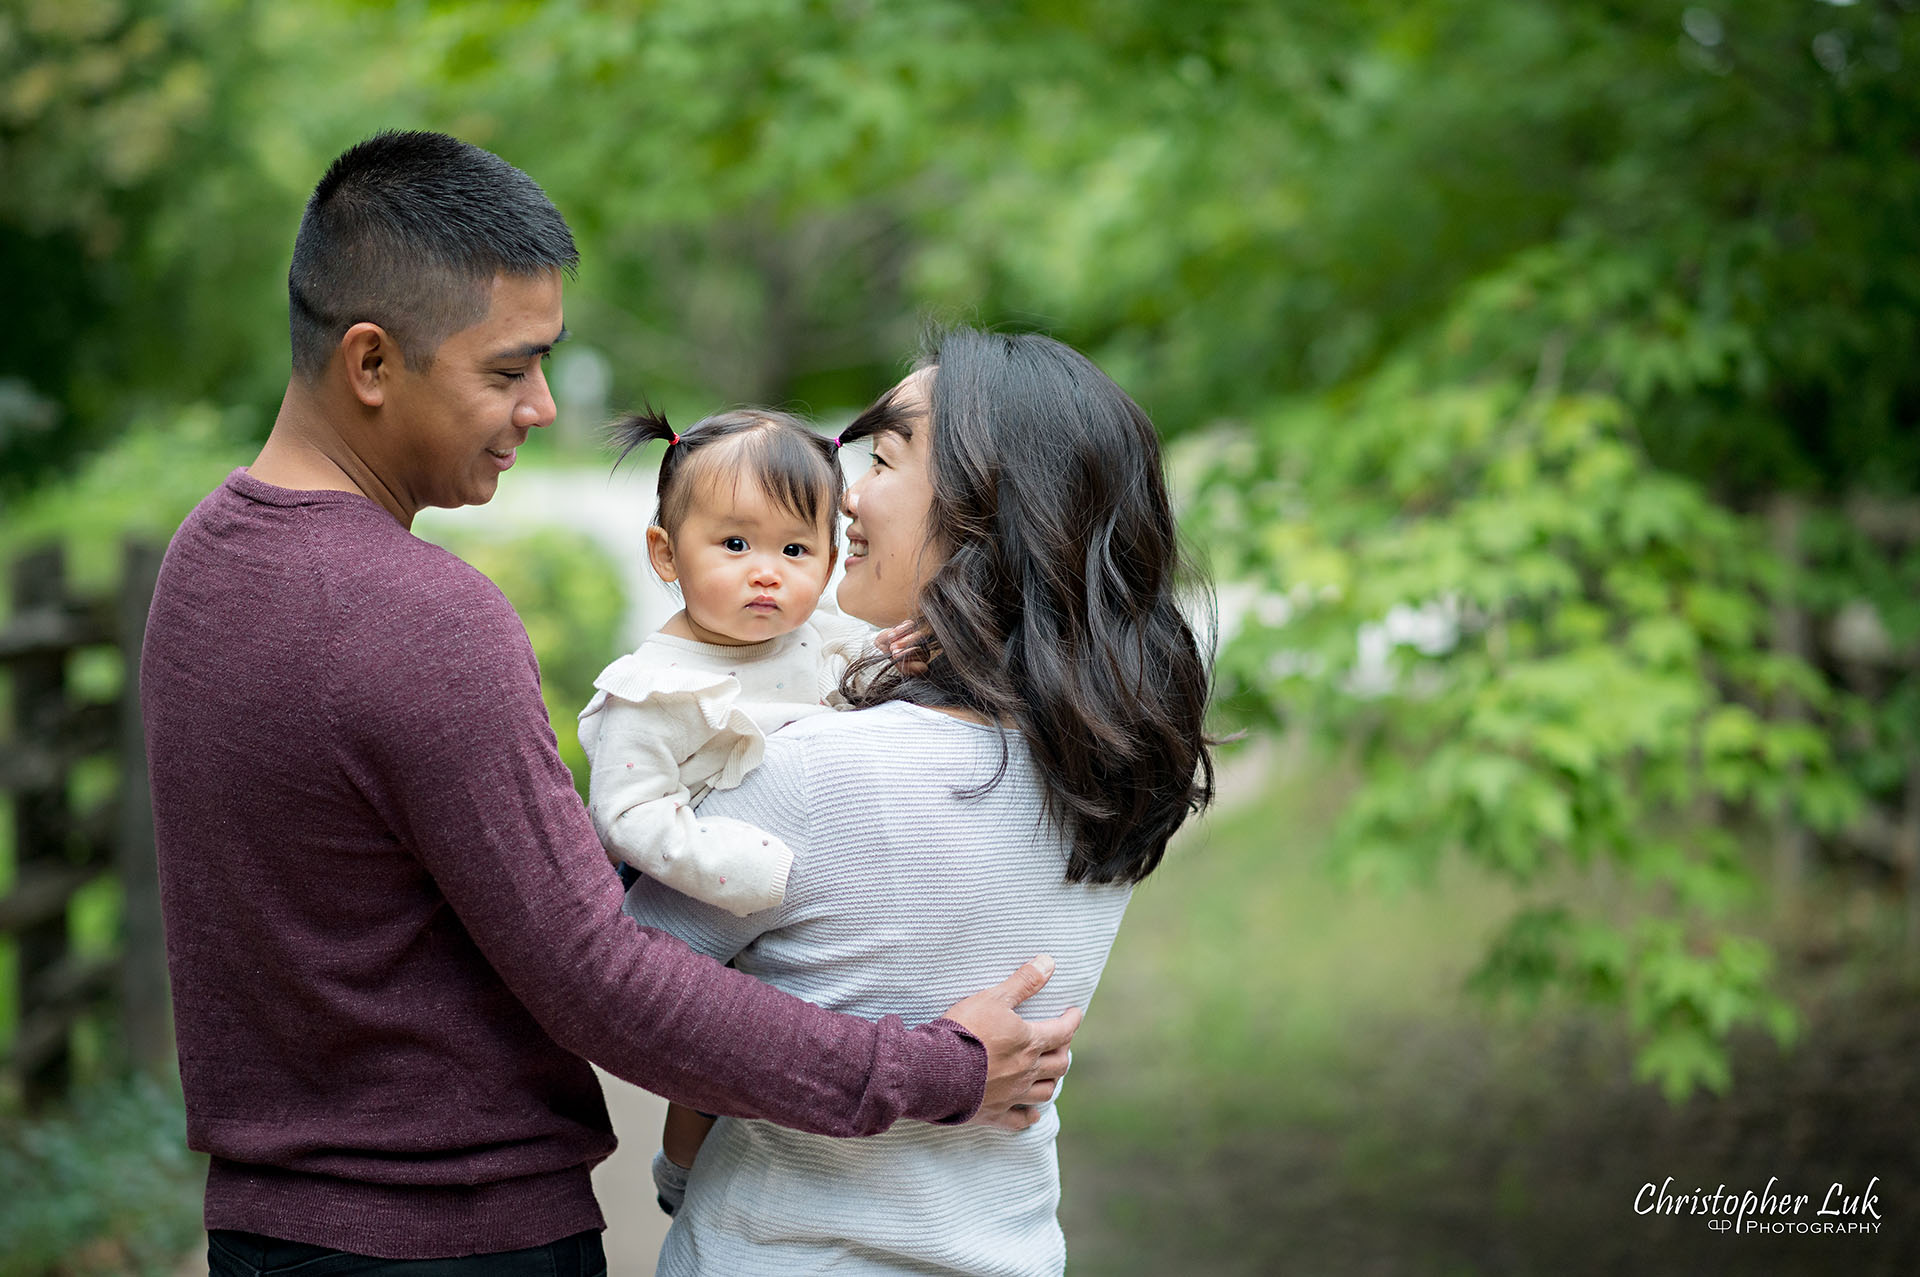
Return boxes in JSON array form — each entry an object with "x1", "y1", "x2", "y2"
[{"x1": 624, "y1": 327, "x2": 1215, "y2": 1275}]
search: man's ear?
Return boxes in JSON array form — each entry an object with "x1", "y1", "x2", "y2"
[
  {"x1": 340, "y1": 322, "x2": 397, "y2": 408},
  {"x1": 645, "y1": 525, "x2": 679, "y2": 584}
]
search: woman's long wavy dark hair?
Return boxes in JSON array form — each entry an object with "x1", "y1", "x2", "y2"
[{"x1": 839, "y1": 328, "x2": 1215, "y2": 885}]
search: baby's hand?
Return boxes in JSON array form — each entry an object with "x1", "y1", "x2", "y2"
[{"x1": 875, "y1": 619, "x2": 933, "y2": 676}]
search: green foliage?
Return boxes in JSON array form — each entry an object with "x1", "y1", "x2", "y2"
[
  {"x1": 1194, "y1": 267, "x2": 1870, "y2": 1096},
  {"x1": 0, "y1": 0, "x2": 295, "y2": 491},
  {"x1": 1, "y1": 402, "x2": 253, "y2": 587},
  {"x1": 1177, "y1": 0, "x2": 1918, "y2": 1101},
  {"x1": 0, "y1": 1074, "x2": 204, "y2": 1277},
  {"x1": 1472, "y1": 907, "x2": 1798, "y2": 1103},
  {"x1": 428, "y1": 528, "x2": 627, "y2": 798},
  {"x1": 10, "y1": 1, "x2": 1915, "y2": 483}
]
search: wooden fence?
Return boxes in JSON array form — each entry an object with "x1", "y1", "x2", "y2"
[{"x1": 0, "y1": 542, "x2": 167, "y2": 1107}]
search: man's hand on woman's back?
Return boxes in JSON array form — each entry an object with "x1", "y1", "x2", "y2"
[{"x1": 941, "y1": 955, "x2": 1081, "y2": 1131}]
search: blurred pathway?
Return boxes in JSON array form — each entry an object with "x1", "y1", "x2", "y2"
[{"x1": 591, "y1": 1069, "x2": 673, "y2": 1275}]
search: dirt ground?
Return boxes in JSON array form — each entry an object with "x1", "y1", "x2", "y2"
[{"x1": 1056, "y1": 965, "x2": 1920, "y2": 1276}]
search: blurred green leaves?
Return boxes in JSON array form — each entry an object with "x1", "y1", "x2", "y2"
[
  {"x1": 1194, "y1": 321, "x2": 1863, "y2": 1096},
  {"x1": 0, "y1": 1073, "x2": 204, "y2": 1277},
  {"x1": 1190, "y1": 0, "x2": 1917, "y2": 1098}
]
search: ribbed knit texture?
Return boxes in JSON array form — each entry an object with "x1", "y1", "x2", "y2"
[
  {"x1": 140, "y1": 470, "x2": 986, "y2": 1260},
  {"x1": 624, "y1": 702, "x2": 1133, "y2": 1276}
]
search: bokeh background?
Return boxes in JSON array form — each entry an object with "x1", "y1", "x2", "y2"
[{"x1": 3, "y1": 0, "x2": 1919, "y2": 1273}]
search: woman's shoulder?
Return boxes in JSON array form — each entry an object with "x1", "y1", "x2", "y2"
[
  {"x1": 760, "y1": 701, "x2": 1024, "y2": 792},
  {"x1": 772, "y1": 700, "x2": 978, "y2": 745}
]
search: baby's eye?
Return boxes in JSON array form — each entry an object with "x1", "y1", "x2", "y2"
[
  {"x1": 723, "y1": 536, "x2": 748, "y2": 552},
  {"x1": 783, "y1": 544, "x2": 809, "y2": 558}
]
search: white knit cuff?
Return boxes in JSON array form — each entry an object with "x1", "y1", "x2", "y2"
[{"x1": 652, "y1": 1147, "x2": 691, "y2": 1216}]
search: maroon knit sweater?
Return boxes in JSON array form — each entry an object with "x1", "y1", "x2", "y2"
[{"x1": 140, "y1": 470, "x2": 984, "y2": 1258}]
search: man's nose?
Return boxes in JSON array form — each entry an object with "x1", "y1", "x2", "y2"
[{"x1": 514, "y1": 366, "x2": 558, "y2": 430}]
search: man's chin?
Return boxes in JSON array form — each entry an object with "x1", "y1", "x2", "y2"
[{"x1": 459, "y1": 474, "x2": 503, "y2": 507}]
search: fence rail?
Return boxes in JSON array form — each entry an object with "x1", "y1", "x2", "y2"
[{"x1": 0, "y1": 541, "x2": 166, "y2": 1107}]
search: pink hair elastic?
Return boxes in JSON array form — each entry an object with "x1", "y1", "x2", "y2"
[{"x1": 831, "y1": 435, "x2": 844, "y2": 450}]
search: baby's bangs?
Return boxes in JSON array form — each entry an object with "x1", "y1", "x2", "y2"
[{"x1": 735, "y1": 422, "x2": 843, "y2": 538}]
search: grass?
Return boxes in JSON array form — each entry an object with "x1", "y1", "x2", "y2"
[{"x1": 1056, "y1": 745, "x2": 1920, "y2": 1276}]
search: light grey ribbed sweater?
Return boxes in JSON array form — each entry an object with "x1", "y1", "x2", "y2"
[{"x1": 622, "y1": 701, "x2": 1133, "y2": 1277}]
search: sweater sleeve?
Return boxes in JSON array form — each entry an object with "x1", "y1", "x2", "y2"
[
  {"x1": 619, "y1": 734, "x2": 813, "y2": 965},
  {"x1": 334, "y1": 568, "x2": 985, "y2": 1132},
  {"x1": 578, "y1": 662, "x2": 793, "y2": 916}
]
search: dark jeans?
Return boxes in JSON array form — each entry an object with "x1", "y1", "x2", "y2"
[{"x1": 207, "y1": 1229, "x2": 606, "y2": 1276}]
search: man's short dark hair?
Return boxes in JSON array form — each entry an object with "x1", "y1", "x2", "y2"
[{"x1": 287, "y1": 130, "x2": 578, "y2": 381}]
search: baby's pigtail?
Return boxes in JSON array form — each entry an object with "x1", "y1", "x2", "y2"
[{"x1": 608, "y1": 406, "x2": 676, "y2": 472}]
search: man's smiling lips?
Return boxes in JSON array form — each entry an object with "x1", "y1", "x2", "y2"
[{"x1": 487, "y1": 428, "x2": 531, "y2": 463}]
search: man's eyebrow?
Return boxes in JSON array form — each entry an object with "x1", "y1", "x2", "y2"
[{"x1": 487, "y1": 326, "x2": 570, "y2": 363}]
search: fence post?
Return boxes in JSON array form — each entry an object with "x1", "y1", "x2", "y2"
[
  {"x1": 11, "y1": 547, "x2": 71, "y2": 1105},
  {"x1": 116, "y1": 540, "x2": 169, "y2": 1073}
]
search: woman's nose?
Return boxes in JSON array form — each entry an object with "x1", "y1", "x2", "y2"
[{"x1": 841, "y1": 482, "x2": 861, "y2": 518}]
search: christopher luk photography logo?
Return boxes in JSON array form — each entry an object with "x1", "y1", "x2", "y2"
[{"x1": 1635, "y1": 1175, "x2": 1882, "y2": 1235}]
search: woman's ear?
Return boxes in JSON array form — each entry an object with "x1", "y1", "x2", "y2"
[
  {"x1": 645, "y1": 526, "x2": 679, "y2": 584},
  {"x1": 340, "y1": 322, "x2": 394, "y2": 408}
]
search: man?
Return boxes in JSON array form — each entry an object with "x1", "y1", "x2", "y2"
[{"x1": 142, "y1": 131, "x2": 1077, "y2": 1274}]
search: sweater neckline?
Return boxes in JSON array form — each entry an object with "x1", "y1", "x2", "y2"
[
  {"x1": 645, "y1": 627, "x2": 800, "y2": 664},
  {"x1": 225, "y1": 467, "x2": 392, "y2": 514},
  {"x1": 889, "y1": 701, "x2": 1008, "y2": 734}
]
